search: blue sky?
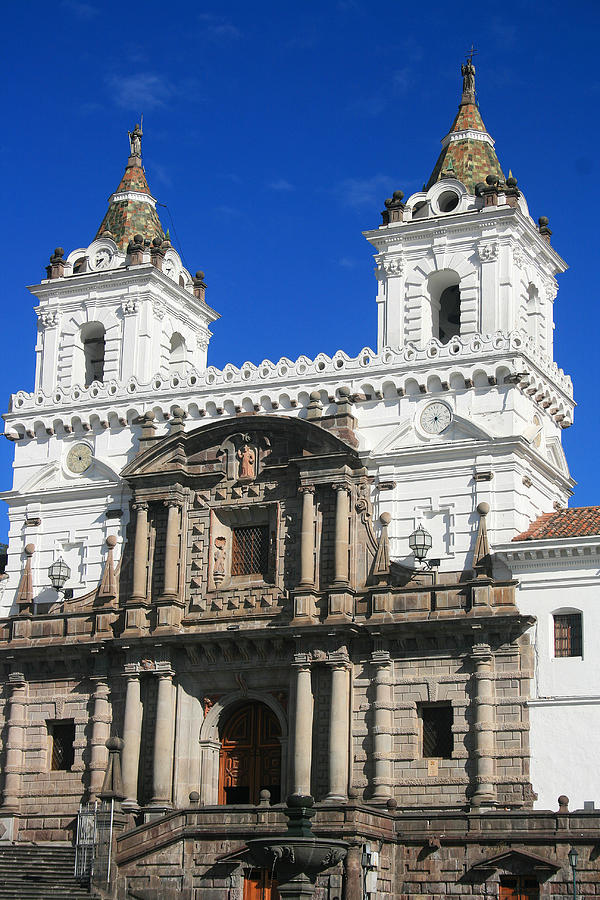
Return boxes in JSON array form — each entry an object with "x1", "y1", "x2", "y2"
[{"x1": 1, "y1": 0, "x2": 598, "y2": 540}]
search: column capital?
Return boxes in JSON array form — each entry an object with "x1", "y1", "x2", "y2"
[
  {"x1": 132, "y1": 501, "x2": 148, "y2": 512},
  {"x1": 471, "y1": 642, "x2": 493, "y2": 663},
  {"x1": 327, "y1": 655, "x2": 351, "y2": 671},
  {"x1": 370, "y1": 649, "x2": 391, "y2": 666},
  {"x1": 332, "y1": 482, "x2": 351, "y2": 494},
  {"x1": 164, "y1": 498, "x2": 182, "y2": 510},
  {"x1": 292, "y1": 652, "x2": 312, "y2": 669},
  {"x1": 8, "y1": 672, "x2": 26, "y2": 687},
  {"x1": 298, "y1": 484, "x2": 316, "y2": 495}
]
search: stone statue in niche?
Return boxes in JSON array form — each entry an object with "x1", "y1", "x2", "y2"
[
  {"x1": 237, "y1": 443, "x2": 256, "y2": 481},
  {"x1": 213, "y1": 536, "x2": 227, "y2": 584}
]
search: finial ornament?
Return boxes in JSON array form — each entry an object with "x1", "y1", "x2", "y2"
[
  {"x1": 461, "y1": 45, "x2": 477, "y2": 99},
  {"x1": 128, "y1": 122, "x2": 143, "y2": 157}
]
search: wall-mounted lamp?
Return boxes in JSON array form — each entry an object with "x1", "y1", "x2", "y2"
[
  {"x1": 48, "y1": 557, "x2": 71, "y2": 597},
  {"x1": 408, "y1": 524, "x2": 440, "y2": 569}
]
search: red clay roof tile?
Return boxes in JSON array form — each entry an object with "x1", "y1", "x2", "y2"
[{"x1": 512, "y1": 506, "x2": 600, "y2": 541}]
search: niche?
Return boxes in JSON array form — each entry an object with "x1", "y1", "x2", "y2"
[
  {"x1": 428, "y1": 270, "x2": 461, "y2": 344},
  {"x1": 81, "y1": 322, "x2": 105, "y2": 386}
]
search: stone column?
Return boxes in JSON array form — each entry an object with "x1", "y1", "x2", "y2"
[
  {"x1": 291, "y1": 657, "x2": 313, "y2": 796},
  {"x1": 325, "y1": 658, "x2": 351, "y2": 802},
  {"x1": 131, "y1": 502, "x2": 149, "y2": 601},
  {"x1": 151, "y1": 672, "x2": 176, "y2": 807},
  {"x1": 371, "y1": 650, "x2": 393, "y2": 802},
  {"x1": 299, "y1": 487, "x2": 315, "y2": 587},
  {"x1": 89, "y1": 678, "x2": 111, "y2": 800},
  {"x1": 121, "y1": 673, "x2": 143, "y2": 809},
  {"x1": 333, "y1": 485, "x2": 350, "y2": 586},
  {"x1": 162, "y1": 501, "x2": 181, "y2": 598},
  {"x1": 1, "y1": 673, "x2": 27, "y2": 812},
  {"x1": 470, "y1": 643, "x2": 496, "y2": 807}
]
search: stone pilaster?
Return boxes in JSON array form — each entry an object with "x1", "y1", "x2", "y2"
[
  {"x1": 470, "y1": 643, "x2": 497, "y2": 807},
  {"x1": 370, "y1": 649, "x2": 393, "y2": 802},
  {"x1": 89, "y1": 678, "x2": 111, "y2": 800},
  {"x1": 325, "y1": 655, "x2": 351, "y2": 803},
  {"x1": 150, "y1": 672, "x2": 176, "y2": 810},
  {"x1": 121, "y1": 673, "x2": 143, "y2": 811},
  {"x1": 291, "y1": 656, "x2": 313, "y2": 796},
  {"x1": 1, "y1": 673, "x2": 27, "y2": 813}
]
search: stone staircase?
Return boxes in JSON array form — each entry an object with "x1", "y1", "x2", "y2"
[{"x1": 0, "y1": 844, "x2": 91, "y2": 899}]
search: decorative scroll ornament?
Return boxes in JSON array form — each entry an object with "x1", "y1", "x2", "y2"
[
  {"x1": 383, "y1": 256, "x2": 404, "y2": 276},
  {"x1": 512, "y1": 246, "x2": 525, "y2": 268},
  {"x1": 39, "y1": 311, "x2": 58, "y2": 329},
  {"x1": 478, "y1": 242, "x2": 499, "y2": 262},
  {"x1": 121, "y1": 298, "x2": 138, "y2": 316}
]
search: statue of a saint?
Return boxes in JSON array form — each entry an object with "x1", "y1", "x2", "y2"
[
  {"x1": 238, "y1": 444, "x2": 256, "y2": 480},
  {"x1": 128, "y1": 123, "x2": 143, "y2": 157},
  {"x1": 461, "y1": 59, "x2": 476, "y2": 96},
  {"x1": 213, "y1": 536, "x2": 226, "y2": 580}
]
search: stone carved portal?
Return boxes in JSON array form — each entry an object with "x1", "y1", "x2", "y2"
[{"x1": 219, "y1": 701, "x2": 282, "y2": 805}]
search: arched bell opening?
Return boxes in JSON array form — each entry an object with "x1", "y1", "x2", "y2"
[{"x1": 218, "y1": 701, "x2": 282, "y2": 805}]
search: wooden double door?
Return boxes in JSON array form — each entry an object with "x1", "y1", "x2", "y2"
[
  {"x1": 499, "y1": 877, "x2": 539, "y2": 899},
  {"x1": 244, "y1": 870, "x2": 280, "y2": 900},
  {"x1": 219, "y1": 702, "x2": 282, "y2": 805}
]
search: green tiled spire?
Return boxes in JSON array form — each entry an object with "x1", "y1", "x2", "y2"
[
  {"x1": 95, "y1": 125, "x2": 165, "y2": 251},
  {"x1": 426, "y1": 60, "x2": 505, "y2": 195}
]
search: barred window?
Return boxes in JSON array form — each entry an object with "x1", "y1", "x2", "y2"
[
  {"x1": 554, "y1": 613, "x2": 582, "y2": 658},
  {"x1": 420, "y1": 704, "x2": 453, "y2": 758},
  {"x1": 232, "y1": 525, "x2": 269, "y2": 577},
  {"x1": 48, "y1": 720, "x2": 75, "y2": 771}
]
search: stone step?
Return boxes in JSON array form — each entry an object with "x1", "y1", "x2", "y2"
[{"x1": 0, "y1": 845, "x2": 90, "y2": 899}]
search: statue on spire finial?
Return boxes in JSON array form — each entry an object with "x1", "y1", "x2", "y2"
[
  {"x1": 461, "y1": 45, "x2": 477, "y2": 98},
  {"x1": 128, "y1": 122, "x2": 143, "y2": 158}
]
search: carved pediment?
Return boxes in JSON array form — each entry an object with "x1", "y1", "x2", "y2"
[
  {"x1": 121, "y1": 415, "x2": 361, "y2": 482},
  {"x1": 470, "y1": 848, "x2": 561, "y2": 874}
]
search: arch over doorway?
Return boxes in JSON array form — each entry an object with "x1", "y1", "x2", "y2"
[{"x1": 219, "y1": 701, "x2": 282, "y2": 805}]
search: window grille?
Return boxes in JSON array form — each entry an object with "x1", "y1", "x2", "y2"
[
  {"x1": 49, "y1": 719, "x2": 75, "y2": 771},
  {"x1": 232, "y1": 525, "x2": 269, "y2": 577},
  {"x1": 554, "y1": 613, "x2": 582, "y2": 658},
  {"x1": 420, "y1": 704, "x2": 453, "y2": 758}
]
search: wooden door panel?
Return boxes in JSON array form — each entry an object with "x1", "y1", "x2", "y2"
[
  {"x1": 220, "y1": 703, "x2": 282, "y2": 805},
  {"x1": 244, "y1": 869, "x2": 280, "y2": 899}
]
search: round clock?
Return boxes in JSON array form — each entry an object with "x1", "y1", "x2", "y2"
[
  {"x1": 66, "y1": 443, "x2": 93, "y2": 474},
  {"x1": 92, "y1": 248, "x2": 112, "y2": 270},
  {"x1": 420, "y1": 402, "x2": 452, "y2": 435}
]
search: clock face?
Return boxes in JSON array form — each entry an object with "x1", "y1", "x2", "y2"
[
  {"x1": 420, "y1": 402, "x2": 452, "y2": 435},
  {"x1": 66, "y1": 443, "x2": 93, "y2": 474},
  {"x1": 92, "y1": 248, "x2": 112, "y2": 270}
]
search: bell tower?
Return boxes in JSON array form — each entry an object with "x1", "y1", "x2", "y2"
[
  {"x1": 30, "y1": 125, "x2": 218, "y2": 398},
  {"x1": 368, "y1": 56, "x2": 562, "y2": 365}
]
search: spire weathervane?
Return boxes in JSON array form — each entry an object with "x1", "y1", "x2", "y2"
[{"x1": 461, "y1": 45, "x2": 477, "y2": 100}]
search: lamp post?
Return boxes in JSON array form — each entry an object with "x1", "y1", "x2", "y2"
[
  {"x1": 47, "y1": 557, "x2": 71, "y2": 597},
  {"x1": 568, "y1": 848, "x2": 578, "y2": 899}
]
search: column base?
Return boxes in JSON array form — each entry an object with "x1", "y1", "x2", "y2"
[
  {"x1": 121, "y1": 799, "x2": 141, "y2": 815},
  {"x1": 0, "y1": 814, "x2": 18, "y2": 842},
  {"x1": 144, "y1": 802, "x2": 173, "y2": 822},
  {"x1": 291, "y1": 590, "x2": 319, "y2": 624},
  {"x1": 323, "y1": 792, "x2": 347, "y2": 804},
  {"x1": 324, "y1": 590, "x2": 353, "y2": 622}
]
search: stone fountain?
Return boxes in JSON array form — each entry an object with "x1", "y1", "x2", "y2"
[{"x1": 246, "y1": 794, "x2": 348, "y2": 899}]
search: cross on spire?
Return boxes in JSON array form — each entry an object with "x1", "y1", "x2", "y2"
[{"x1": 466, "y1": 44, "x2": 478, "y2": 64}]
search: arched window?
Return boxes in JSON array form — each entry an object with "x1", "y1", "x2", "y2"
[
  {"x1": 553, "y1": 611, "x2": 582, "y2": 658},
  {"x1": 428, "y1": 270, "x2": 461, "y2": 344},
  {"x1": 169, "y1": 332, "x2": 186, "y2": 374},
  {"x1": 218, "y1": 702, "x2": 281, "y2": 805},
  {"x1": 80, "y1": 322, "x2": 105, "y2": 386},
  {"x1": 438, "y1": 285, "x2": 461, "y2": 343}
]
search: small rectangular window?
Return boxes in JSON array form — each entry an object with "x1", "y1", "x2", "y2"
[
  {"x1": 420, "y1": 703, "x2": 453, "y2": 758},
  {"x1": 232, "y1": 525, "x2": 269, "y2": 577},
  {"x1": 48, "y1": 719, "x2": 75, "y2": 771},
  {"x1": 554, "y1": 613, "x2": 582, "y2": 657}
]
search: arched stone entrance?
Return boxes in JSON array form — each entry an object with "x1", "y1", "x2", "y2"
[{"x1": 218, "y1": 701, "x2": 282, "y2": 805}]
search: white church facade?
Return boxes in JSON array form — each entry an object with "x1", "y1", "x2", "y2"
[{"x1": 0, "y1": 61, "x2": 597, "y2": 899}]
